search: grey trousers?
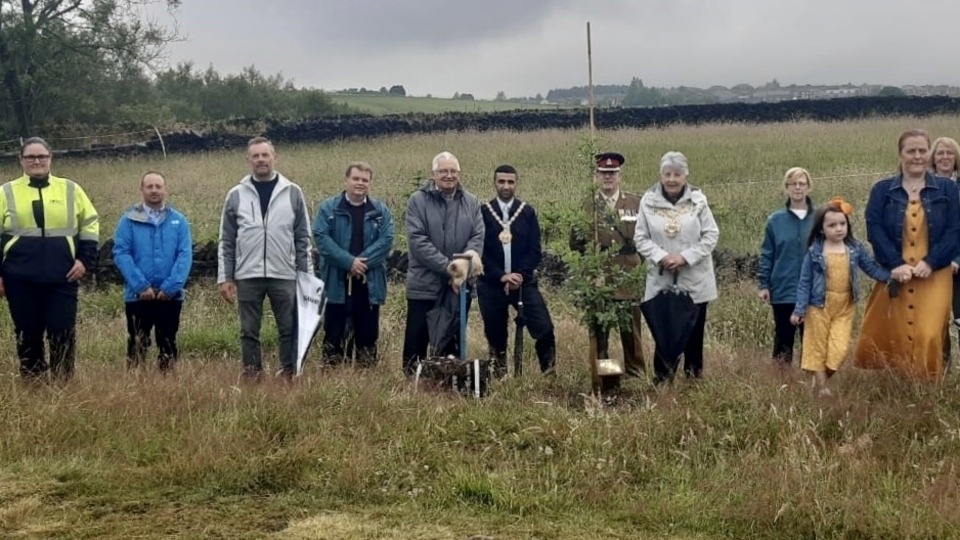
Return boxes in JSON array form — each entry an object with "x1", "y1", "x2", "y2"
[{"x1": 237, "y1": 278, "x2": 297, "y2": 373}]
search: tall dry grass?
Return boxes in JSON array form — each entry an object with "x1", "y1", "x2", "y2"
[
  {"x1": 3, "y1": 354, "x2": 960, "y2": 538},
  {"x1": 1, "y1": 116, "x2": 960, "y2": 538}
]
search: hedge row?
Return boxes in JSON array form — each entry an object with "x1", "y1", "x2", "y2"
[{"x1": 91, "y1": 240, "x2": 759, "y2": 288}]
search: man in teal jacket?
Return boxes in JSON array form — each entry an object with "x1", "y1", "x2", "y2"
[
  {"x1": 113, "y1": 171, "x2": 193, "y2": 371},
  {"x1": 757, "y1": 167, "x2": 815, "y2": 366},
  {"x1": 313, "y1": 161, "x2": 395, "y2": 367}
]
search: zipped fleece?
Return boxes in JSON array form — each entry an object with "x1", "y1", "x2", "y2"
[
  {"x1": 217, "y1": 173, "x2": 313, "y2": 283},
  {"x1": 757, "y1": 198, "x2": 815, "y2": 304}
]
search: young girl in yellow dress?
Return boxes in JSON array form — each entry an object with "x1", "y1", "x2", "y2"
[{"x1": 790, "y1": 197, "x2": 892, "y2": 396}]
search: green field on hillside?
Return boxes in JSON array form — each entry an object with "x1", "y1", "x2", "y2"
[
  {"x1": 2, "y1": 116, "x2": 960, "y2": 539},
  {"x1": 331, "y1": 93, "x2": 566, "y2": 115}
]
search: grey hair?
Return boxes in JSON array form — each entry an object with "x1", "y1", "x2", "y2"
[
  {"x1": 432, "y1": 151, "x2": 460, "y2": 172},
  {"x1": 21, "y1": 137, "x2": 52, "y2": 156},
  {"x1": 659, "y1": 151, "x2": 689, "y2": 176}
]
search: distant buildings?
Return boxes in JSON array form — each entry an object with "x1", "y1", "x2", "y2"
[{"x1": 539, "y1": 83, "x2": 960, "y2": 107}]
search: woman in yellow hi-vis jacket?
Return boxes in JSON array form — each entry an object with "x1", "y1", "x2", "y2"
[{"x1": 0, "y1": 137, "x2": 99, "y2": 379}]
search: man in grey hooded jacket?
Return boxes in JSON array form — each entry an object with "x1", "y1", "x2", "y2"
[
  {"x1": 217, "y1": 137, "x2": 314, "y2": 380},
  {"x1": 401, "y1": 151, "x2": 484, "y2": 375}
]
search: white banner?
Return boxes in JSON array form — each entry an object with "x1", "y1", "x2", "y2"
[{"x1": 296, "y1": 271, "x2": 326, "y2": 376}]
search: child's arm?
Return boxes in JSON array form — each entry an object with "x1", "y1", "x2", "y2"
[
  {"x1": 792, "y1": 251, "x2": 814, "y2": 321},
  {"x1": 855, "y1": 242, "x2": 892, "y2": 282}
]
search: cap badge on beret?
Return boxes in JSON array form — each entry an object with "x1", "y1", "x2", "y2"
[{"x1": 595, "y1": 152, "x2": 625, "y2": 171}]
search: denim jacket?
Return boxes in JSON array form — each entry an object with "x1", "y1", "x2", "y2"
[
  {"x1": 792, "y1": 238, "x2": 891, "y2": 318},
  {"x1": 865, "y1": 172, "x2": 960, "y2": 271}
]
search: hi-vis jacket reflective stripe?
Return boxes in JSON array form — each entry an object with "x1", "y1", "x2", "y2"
[{"x1": 0, "y1": 175, "x2": 99, "y2": 283}]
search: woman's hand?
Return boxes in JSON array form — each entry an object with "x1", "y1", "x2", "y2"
[
  {"x1": 660, "y1": 253, "x2": 686, "y2": 271},
  {"x1": 66, "y1": 260, "x2": 86, "y2": 282},
  {"x1": 912, "y1": 260, "x2": 932, "y2": 279},
  {"x1": 892, "y1": 264, "x2": 914, "y2": 282},
  {"x1": 790, "y1": 314, "x2": 803, "y2": 326}
]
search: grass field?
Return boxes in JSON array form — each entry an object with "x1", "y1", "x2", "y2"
[
  {"x1": 2, "y1": 115, "x2": 960, "y2": 538},
  {"x1": 330, "y1": 93, "x2": 565, "y2": 115}
]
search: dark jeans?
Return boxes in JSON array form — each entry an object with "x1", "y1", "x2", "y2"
[
  {"x1": 125, "y1": 299, "x2": 184, "y2": 371},
  {"x1": 954, "y1": 271, "x2": 960, "y2": 321},
  {"x1": 401, "y1": 292, "x2": 473, "y2": 375},
  {"x1": 237, "y1": 278, "x2": 297, "y2": 375},
  {"x1": 653, "y1": 302, "x2": 708, "y2": 383},
  {"x1": 322, "y1": 278, "x2": 380, "y2": 367},
  {"x1": 477, "y1": 280, "x2": 556, "y2": 375},
  {"x1": 944, "y1": 272, "x2": 960, "y2": 369},
  {"x1": 4, "y1": 276, "x2": 78, "y2": 380},
  {"x1": 772, "y1": 303, "x2": 803, "y2": 363}
]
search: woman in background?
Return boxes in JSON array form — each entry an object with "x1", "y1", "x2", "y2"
[
  {"x1": 929, "y1": 136, "x2": 960, "y2": 369},
  {"x1": 931, "y1": 136, "x2": 959, "y2": 180}
]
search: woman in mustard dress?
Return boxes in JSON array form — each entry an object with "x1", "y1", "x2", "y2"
[{"x1": 854, "y1": 129, "x2": 960, "y2": 381}]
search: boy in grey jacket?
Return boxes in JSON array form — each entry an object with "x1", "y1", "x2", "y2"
[
  {"x1": 217, "y1": 137, "x2": 314, "y2": 380},
  {"x1": 401, "y1": 151, "x2": 484, "y2": 375}
]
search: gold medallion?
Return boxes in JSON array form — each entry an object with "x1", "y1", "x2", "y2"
[
  {"x1": 664, "y1": 220, "x2": 681, "y2": 238},
  {"x1": 499, "y1": 230, "x2": 513, "y2": 244}
]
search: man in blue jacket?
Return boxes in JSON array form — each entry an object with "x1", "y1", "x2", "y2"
[
  {"x1": 313, "y1": 162, "x2": 395, "y2": 367},
  {"x1": 113, "y1": 171, "x2": 193, "y2": 371}
]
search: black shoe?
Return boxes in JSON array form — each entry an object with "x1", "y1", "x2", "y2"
[
  {"x1": 276, "y1": 367, "x2": 295, "y2": 382},
  {"x1": 158, "y1": 355, "x2": 177, "y2": 372},
  {"x1": 241, "y1": 366, "x2": 263, "y2": 382}
]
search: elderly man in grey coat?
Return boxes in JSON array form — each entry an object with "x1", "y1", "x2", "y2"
[{"x1": 401, "y1": 151, "x2": 485, "y2": 375}]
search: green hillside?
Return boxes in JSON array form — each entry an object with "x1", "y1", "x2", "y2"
[{"x1": 331, "y1": 93, "x2": 569, "y2": 115}]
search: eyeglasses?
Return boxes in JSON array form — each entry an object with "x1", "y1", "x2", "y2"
[
  {"x1": 22, "y1": 155, "x2": 50, "y2": 162},
  {"x1": 435, "y1": 169, "x2": 459, "y2": 176},
  {"x1": 786, "y1": 182, "x2": 809, "y2": 188}
]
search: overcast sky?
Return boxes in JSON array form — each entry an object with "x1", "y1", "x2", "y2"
[{"x1": 147, "y1": 0, "x2": 960, "y2": 99}]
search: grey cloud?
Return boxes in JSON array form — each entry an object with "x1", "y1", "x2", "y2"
[
  {"x1": 153, "y1": 0, "x2": 960, "y2": 99},
  {"x1": 262, "y1": 0, "x2": 577, "y2": 50}
]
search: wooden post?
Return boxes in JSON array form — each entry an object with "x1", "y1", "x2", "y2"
[{"x1": 587, "y1": 22, "x2": 596, "y2": 137}]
